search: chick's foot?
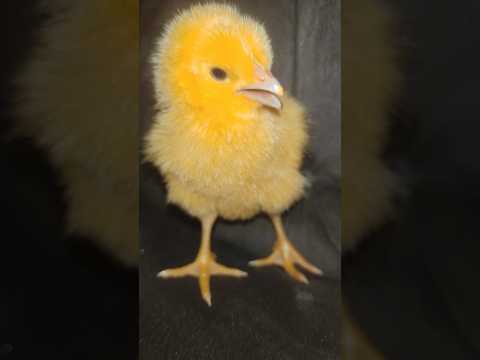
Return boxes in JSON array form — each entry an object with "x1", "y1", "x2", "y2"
[
  {"x1": 158, "y1": 253, "x2": 247, "y2": 306},
  {"x1": 158, "y1": 214, "x2": 247, "y2": 306},
  {"x1": 249, "y1": 214, "x2": 323, "y2": 283}
]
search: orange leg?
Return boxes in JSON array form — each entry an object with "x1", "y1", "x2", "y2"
[
  {"x1": 249, "y1": 214, "x2": 323, "y2": 283},
  {"x1": 157, "y1": 214, "x2": 247, "y2": 306}
]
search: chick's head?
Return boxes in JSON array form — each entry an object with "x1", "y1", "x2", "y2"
[{"x1": 153, "y1": 3, "x2": 284, "y2": 122}]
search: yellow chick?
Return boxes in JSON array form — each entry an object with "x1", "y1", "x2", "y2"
[{"x1": 144, "y1": 3, "x2": 322, "y2": 306}]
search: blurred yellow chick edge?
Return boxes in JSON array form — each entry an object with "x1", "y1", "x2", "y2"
[
  {"x1": 13, "y1": 0, "x2": 139, "y2": 266},
  {"x1": 342, "y1": 0, "x2": 401, "y2": 251},
  {"x1": 342, "y1": 0, "x2": 401, "y2": 359},
  {"x1": 144, "y1": 3, "x2": 322, "y2": 306}
]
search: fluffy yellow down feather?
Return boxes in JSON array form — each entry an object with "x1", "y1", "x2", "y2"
[
  {"x1": 145, "y1": 3, "x2": 308, "y2": 221},
  {"x1": 14, "y1": 0, "x2": 139, "y2": 265}
]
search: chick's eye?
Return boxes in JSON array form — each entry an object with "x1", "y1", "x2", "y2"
[{"x1": 210, "y1": 67, "x2": 227, "y2": 81}]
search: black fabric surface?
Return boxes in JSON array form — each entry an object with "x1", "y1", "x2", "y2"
[
  {"x1": 343, "y1": 0, "x2": 480, "y2": 358},
  {"x1": 140, "y1": 1, "x2": 341, "y2": 359},
  {"x1": 0, "y1": 3, "x2": 138, "y2": 360},
  {"x1": 141, "y1": 170, "x2": 340, "y2": 359}
]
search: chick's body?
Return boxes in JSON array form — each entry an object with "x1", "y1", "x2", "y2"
[
  {"x1": 145, "y1": 4, "x2": 321, "y2": 305},
  {"x1": 148, "y1": 95, "x2": 307, "y2": 220}
]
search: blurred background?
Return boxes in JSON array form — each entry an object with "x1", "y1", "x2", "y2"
[
  {"x1": 343, "y1": 0, "x2": 480, "y2": 359},
  {"x1": 0, "y1": 2, "x2": 137, "y2": 359}
]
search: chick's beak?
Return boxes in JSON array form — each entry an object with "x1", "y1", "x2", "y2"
[{"x1": 237, "y1": 64, "x2": 284, "y2": 110}]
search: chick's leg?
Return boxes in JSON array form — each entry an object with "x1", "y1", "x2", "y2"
[
  {"x1": 249, "y1": 214, "x2": 323, "y2": 283},
  {"x1": 158, "y1": 214, "x2": 247, "y2": 306}
]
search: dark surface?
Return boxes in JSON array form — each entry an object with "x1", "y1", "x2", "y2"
[
  {"x1": 141, "y1": 178, "x2": 340, "y2": 360},
  {"x1": 140, "y1": 1, "x2": 341, "y2": 359},
  {"x1": 344, "y1": 0, "x2": 480, "y2": 358},
  {"x1": 0, "y1": 3, "x2": 138, "y2": 360}
]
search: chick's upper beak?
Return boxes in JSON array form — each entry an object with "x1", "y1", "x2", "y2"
[{"x1": 237, "y1": 63, "x2": 284, "y2": 110}]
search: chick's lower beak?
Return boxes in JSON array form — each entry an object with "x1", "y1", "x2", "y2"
[{"x1": 237, "y1": 64, "x2": 284, "y2": 110}]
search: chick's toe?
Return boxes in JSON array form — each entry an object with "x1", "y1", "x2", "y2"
[
  {"x1": 249, "y1": 215, "x2": 323, "y2": 283},
  {"x1": 158, "y1": 254, "x2": 247, "y2": 306}
]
